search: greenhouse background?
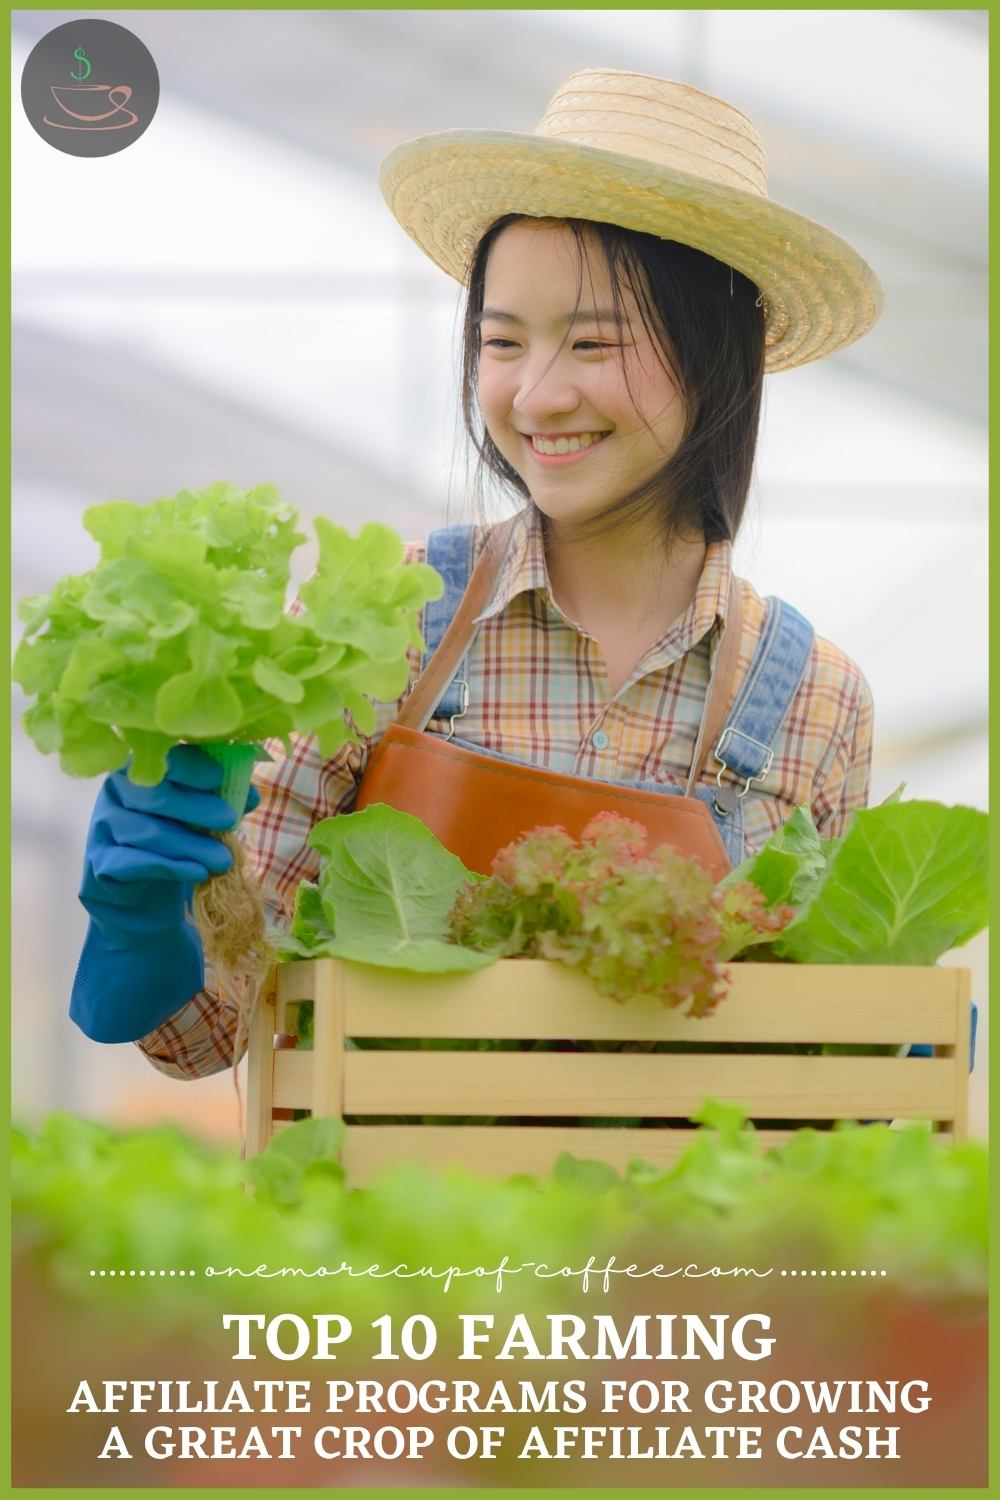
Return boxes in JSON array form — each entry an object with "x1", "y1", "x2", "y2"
[{"x1": 11, "y1": 9, "x2": 988, "y2": 1139}]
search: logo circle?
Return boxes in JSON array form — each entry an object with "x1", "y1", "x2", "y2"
[{"x1": 21, "y1": 18, "x2": 159, "y2": 157}]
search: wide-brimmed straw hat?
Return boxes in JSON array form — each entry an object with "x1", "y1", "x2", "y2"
[{"x1": 379, "y1": 69, "x2": 883, "y2": 372}]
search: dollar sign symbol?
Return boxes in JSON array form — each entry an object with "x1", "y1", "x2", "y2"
[{"x1": 70, "y1": 47, "x2": 92, "y2": 83}]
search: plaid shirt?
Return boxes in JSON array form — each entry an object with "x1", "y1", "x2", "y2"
[{"x1": 137, "y1": 507, "x2": 873, "y2": 1079}]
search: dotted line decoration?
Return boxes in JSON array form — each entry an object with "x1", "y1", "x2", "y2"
[
  {"x1": 90, "y1": 1269, "x2": 199, "y2": 1277},
  {"x1": 780, "y1": 1269, "x2": 887, "y2": 1277}
]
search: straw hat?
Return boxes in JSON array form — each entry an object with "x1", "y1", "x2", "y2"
[{"x1": 379, "y1": 69, "x2": 883, "y2": 372}]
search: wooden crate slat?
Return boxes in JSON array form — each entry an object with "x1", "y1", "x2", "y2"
[
  {"x1": 274, "y1": 1117, "x2": 956, "y2": 1139},
  {"x1": 272, "y1": 1049, "x2": 316, "y2": 1109},
  {"x1": 278, "y1": 959, "x2": 963, "y2": 1044},
  {"x1": 244, "y1": 982, "x2": 277, "y2": 1156},
  {"x1": 340, "y1": 1124, "x2": 793, "y2": 1180},
  {"x1": 310, "y1": 961, "x2": 345, "y2": 1119},
  {"x1": 276, "y1": 1119, "x2": 955, "y2": 1173},
  {"x1": 342, "y1": 1051, "x2": 958, "y2": 1121},
  {"x1": 275, "y1": 959, "x2": 321, "y2": 1014}
]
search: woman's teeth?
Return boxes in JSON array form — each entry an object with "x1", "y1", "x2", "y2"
[{"x1": 530, "y1": 432, "x2": 607, "y2": 455}]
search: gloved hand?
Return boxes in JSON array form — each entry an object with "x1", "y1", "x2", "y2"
[{"x1": 70, "y1": 744, "x2": 260, "y2": 1043}]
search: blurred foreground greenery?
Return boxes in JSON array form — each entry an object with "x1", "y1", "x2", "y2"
[{"x1": 13, "y1": 1104, "x2": 986, "y2": 1332}]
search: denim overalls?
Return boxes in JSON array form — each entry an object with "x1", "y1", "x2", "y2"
[{"x1": 420, "y1": 524, "x2": 815, "y2": 866}]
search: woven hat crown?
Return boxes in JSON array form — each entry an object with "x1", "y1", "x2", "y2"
[{"x1": 536, "y1": 71, "x2": 768, "y2": 199}]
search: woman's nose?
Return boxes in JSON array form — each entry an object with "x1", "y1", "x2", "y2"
[{"x1": 511, "y1": 355, "x2": 582, "y2": 423}]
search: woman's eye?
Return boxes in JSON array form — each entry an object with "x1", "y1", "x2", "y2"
[{"x1": 481, "y1": 336, "x2": 621, "y2": 353}]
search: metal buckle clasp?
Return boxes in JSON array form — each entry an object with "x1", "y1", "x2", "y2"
[
  {"x1": 443, "y1": 679, "x2": 470, "y2": 742},
  {"x1": 712, "y1": 726, "x2": 774, "y2": 814}
]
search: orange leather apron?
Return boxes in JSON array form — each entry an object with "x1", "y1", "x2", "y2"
[{"x1": 355, "y1": 523, "x2": 742, "y2": 883}]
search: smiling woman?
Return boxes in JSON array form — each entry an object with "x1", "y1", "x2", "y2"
[{"x1": 67, "y1": 69, "x2": 882, "y2": 1078}]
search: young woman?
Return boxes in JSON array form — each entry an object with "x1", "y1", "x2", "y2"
[{"x1": 71, "y1": 72, "x2": 880, "y2": 1075}]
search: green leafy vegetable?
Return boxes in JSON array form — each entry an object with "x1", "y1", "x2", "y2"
[
  {"x1": 281, "y1": 795, "x2": 986, "y2": 991},
  {"x1": 244, "y1": 1117, "x2": 345, "y2": 1204},
  {"x1": 12, "y1": 1109, "x2": 987, "y2": 1323},
  {"x1": 733, "y1": 800, "x2": 988, "y2": 966},
  {"x1": 278, "y1": 804, "x2": 496, "y2": 973},
  {"x1": 775, "y1": 800, "x2": 989, "y2": 965},
  {"x1": 13, "y1": 483, "x2": 442, "y2": 784},
  {"x1": 723, "y1": 803, "x2": 830, "y2": 908},
  {"x1": 448, "y1": 811, "x2": 792, "y2": 1013},
  {"x1": 271, "y1": 880, "x2": 334, "y2": 960}
]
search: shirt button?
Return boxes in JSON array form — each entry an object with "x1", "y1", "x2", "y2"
[{"x1": 591, "y1": 729, "x2": 610, "y2": 750}]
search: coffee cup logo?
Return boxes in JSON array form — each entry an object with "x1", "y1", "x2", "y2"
[
  {"x1": 44, "y1": 84, "x2": 140, "y2": 132},
  {"x1": 21, "y1": 20, "x2": 158, "y2": 157}
]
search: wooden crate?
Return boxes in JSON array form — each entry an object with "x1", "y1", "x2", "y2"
[{"x1": 246, "y1": 959, "x2": 971, "y2": 1183}]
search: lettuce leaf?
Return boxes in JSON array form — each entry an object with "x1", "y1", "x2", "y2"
[
  {"x1": 13, "y1": 483, "x2": 442, "y2": 783},
  {"x1": 280, "y1": 804, "x2": 495, "y2": 973},
  {"x1": 449, "y1": 812, "x2": 792, "y2": 1011},
  {"x1": 723, "y1": 803, "x2": 831, "y2": 908},
  {"x1": 727, "y1": 798, "x2": 987, "y2": 966},
  {"x1": 774, "y1": 800, "x2": 988, "y2": 965},
  {"x1": 280, "y1": 795, "x2": 986, "y2": 982}
]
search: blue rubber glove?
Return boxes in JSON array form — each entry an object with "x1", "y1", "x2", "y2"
[{"x1": 70, "y1": 745, "x2": 260, "y2": 1044}]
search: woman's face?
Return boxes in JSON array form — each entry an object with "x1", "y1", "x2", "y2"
[{"x1": 477, "y1": 220, "x2": 687, "y2": 529}]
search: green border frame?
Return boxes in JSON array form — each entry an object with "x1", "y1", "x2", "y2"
[{"x1": 5, "y1": 3, "x2": 991, "y2": 1496}]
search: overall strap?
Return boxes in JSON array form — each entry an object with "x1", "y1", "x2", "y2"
[
  {"x1": 418, "y1": 524, "x2": 478, "y2": 722},
  {"x1": 713, "y1": 596, "x2": 815, "y2": 797},
  {"x1": 398, "y1": 519, "x2": 515, "y2": 733}
]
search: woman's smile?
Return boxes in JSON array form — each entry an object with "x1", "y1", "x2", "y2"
[{"x1": 521, "y1": 430, "x2": 610, "y2": 465}]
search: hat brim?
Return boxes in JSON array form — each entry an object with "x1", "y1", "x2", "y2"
[{"x1": 379, "y1": 129, "x2": 884, "y2": 372}]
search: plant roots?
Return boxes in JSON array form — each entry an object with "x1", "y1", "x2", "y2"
[{"x1": 193, "y1": 831, "x2": 275, "y2": 1135}]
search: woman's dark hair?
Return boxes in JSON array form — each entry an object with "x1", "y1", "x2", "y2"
[{"x1": 460, "y1": 214, "x2": 766, "y2": 547}]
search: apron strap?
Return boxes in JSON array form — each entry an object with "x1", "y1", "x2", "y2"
[
  {"x1": 683, "y1": 577, "x2": 744, "y2": 796},
  {"x1": 397, "y1": 518, "x2": 516, "y2": 733}
]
